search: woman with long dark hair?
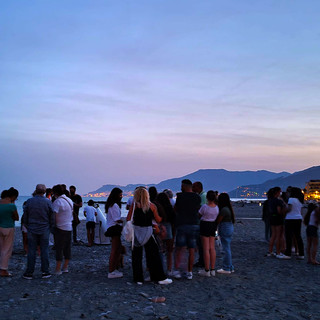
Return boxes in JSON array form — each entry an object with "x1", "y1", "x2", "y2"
[
  {"x1": 105, "y1": 187, "x2": 123, "y2": 279},
  {"x1": 284, "y1": 187, "x2": 305, "y2": 259},
  {"x1": 127, "y1": 187, "x2": 172, "y2": 285},
  {"x1": 156, "y1": 192, "x2": 176, "y2": 274},
  {"x1": 216, "y1": 193, "x2": 235, "y2": 274}
]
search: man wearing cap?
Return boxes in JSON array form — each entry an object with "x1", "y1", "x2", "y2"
[{"x1": 22, "y1": 184, "x2": 54, "y2": 279}]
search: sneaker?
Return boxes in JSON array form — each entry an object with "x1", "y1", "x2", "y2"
[
  {"x1": 276, "y1": 253, "x2": 291, "y2": 260},
  {"x1": 210, "y1": 270, "x2": 216, "y2": 276},
  {"x1": 216, "y1": 269, "x2": 231, "y2": 274},
  {"x1": 185, "y1": 272, "x2": 193, "y2": 280},
  {"x1": 171, "y1": 270, "x2": 182, "y2": 279},
  {"x1": 62, "y1": 268, "x2": 69, "y2": 273},
  {"x1": 158, "y1": 278, "x2": 173, "y2": 285},
  {"x1": 41, "y1": 273, "x2": 52, "y2": 279},
  {"x1": 266, "y1": 252, "x2": 276, "y2": 257},
  {"x1": 297, "y1": 255, "x2": 304, "y2": 260},
  {"x1": 198, "y1": 270, "x2": 210, "y2": 277},
  {"x1": 136, "y1": 282, "x2": 143, "y2": 285},
  {"x1": 54, "y1": 270, "x2": 62, "y2": 275},
  {"x1": 108, "y1": 270, "x2": 123, "y2": 279},
  {"x1": 23, "y1": 273, "x2": 33, "y2": 280}
]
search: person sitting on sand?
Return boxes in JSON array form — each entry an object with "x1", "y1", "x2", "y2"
[
  {"x1": 52, "y1": 184, "x2": 73, "y2": 275},
  {"x1": 0, "y1": 188, "x2": 19, "y2": 277},
  {"x1": 216, "y1": 193, "x2": 235, "y2": 274},
  {"x1": 198, "y1": 190, "x2": 219, "y2": 277},
  {"x1": 127, "y1": 187, "x2": 172, "y2": 285},
  {"x1": 267, "y1": 187, "x2": 287, "y2": 259},
  {"x1": 105, "y1": 188, "x2": 124, "y2": 279},
  {"x1": 304, "y1": 203, "x2": 320, "y2": 265},
  {"x1": 84, "y1": 200, "x2": 97, "y2": 247}
]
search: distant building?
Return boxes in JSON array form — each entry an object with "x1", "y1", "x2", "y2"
[{"x1": 304, "y1": 180, "x2": 320, "y2": 201}]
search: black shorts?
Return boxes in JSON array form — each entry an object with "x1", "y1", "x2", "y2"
[
  {"x1": 306, "y1": 225, "x2": 318, "y2": 238},
  {"x1": 105, "y1": 224, "x2": 122, "y2": 237},
  {"x1": 200, "y1": 221, "x2": 217, "y2": 237},
  {"x1": 270, "y1": 215, "x2": 284, "y2": 226},
  {"x1": 86, "y1": 221, "x2": 96, "y2": 230}
]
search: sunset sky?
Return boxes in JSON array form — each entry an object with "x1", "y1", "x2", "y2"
[{"x1": 1, "y1": 1, "x2": 320, "y2": 195}]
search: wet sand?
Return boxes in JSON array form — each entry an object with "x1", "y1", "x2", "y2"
[{"x1": 1, "y1": 203, "x2": 320, "y2": 320}]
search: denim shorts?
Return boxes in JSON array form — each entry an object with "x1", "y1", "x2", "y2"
[{"x1": 176, "y1": 224, "x2": 199, "y2": 248}]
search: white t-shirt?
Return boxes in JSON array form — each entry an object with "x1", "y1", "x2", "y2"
[
  {"x1": 286, "y1": 198, "x2": 303, "y2": 220},
  {"x1": 84, "y1": 205, "x2": 97, "y2": 223},
  {"x1": 106, "y1": 203, "x2": 121, "y2": 229},
  {"x1": 199, "y1": 204, "x2": 219, "y2": 222},
  {"x1": 52, "y1": 195, "x2": 73, "y2": 231}
]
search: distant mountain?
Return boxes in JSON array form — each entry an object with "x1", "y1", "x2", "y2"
[
  {"x1": 87, "y1": 169, "x2": 290, "y2": 196},
  {"x1": 228, "y1": 165, "x2": 320, "y2": 198}
]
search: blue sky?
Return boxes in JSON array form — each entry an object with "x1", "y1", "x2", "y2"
[{"x1": 1, "y1": 1, "x2": 320, "y2": 195}]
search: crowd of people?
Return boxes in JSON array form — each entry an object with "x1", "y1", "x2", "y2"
[
  {"x1": 104, "y1": 179, "x2": 236, "y2": 284},
  {"x1": 1, "y1": 180, "x2": 318, "y2": 282},
  {"x1": 262, "y1": 186, "x2": 320, "y2": 264}
]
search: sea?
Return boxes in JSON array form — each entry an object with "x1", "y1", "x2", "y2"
[{"x1": 13, "y1": 195, "x2": 265, "y2": 227}]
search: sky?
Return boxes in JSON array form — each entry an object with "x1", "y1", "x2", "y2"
[{"x1": 1, "y1": 0, "x2": 320, "y2": 195}]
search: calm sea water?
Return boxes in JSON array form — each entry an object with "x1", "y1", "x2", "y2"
[{"x1": 13, "y1": 196, "x2": 265, "y2": 227}]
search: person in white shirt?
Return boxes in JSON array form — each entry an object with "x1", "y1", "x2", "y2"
[
  {"x1": 84, "y1": 200, "x2": 97, "y2": 247},
  {"x1": 284, "y1": 187, "x2": 305, "y2": 259},
  {"x1": 105, "y1": 188, "x2": 124, "y2": 279},
  {"x1": 52, "y1": 184, "x2": 73, "y2": 275}
]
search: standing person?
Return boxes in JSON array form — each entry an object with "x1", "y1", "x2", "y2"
[
  {"x1": 304, "y1": 203, "x2": 320, "y2": 265},
  {"x1": 69, "y1": 185, "x2": 83, "y2": 244},
  {"x1": 262, "y1": 188, "x2": 273, "y2": 242},
  {"x1": 22, "y1": 184, "x2": 54, "y2": 279},
  {"x1": 0, "y1": 188, "x2": 19, "y2": 277},
  {"x1": 156, "y1": 192, "x2": 176, "y2": 275},
  {"x1": 198, "y1": 191, "x2": 219, "y2": 277},
  {"x1": 216, "y1": 193, "x2": 235, "y2": 274},
  {"x1": 267, "y1": 187, "x2": 287, "y2": 258},
  {"x1": 164, "y1": 189, "x2": 175, "y2": 207},
  {"x1": 173, "y1": 179, "x2": 201, "y2": 280},
  {"x1": 192, "y1": 181, "x2": 207, "y2": 268},
  {"x1": 126, "y1": 187, "x2": 172, "y2": 285},
  {"x1": 52, "y1": 184, "x2": 73, "y2": 275},
  {"x1": 84, "y1": 200, "x2": 97, "y2": 247},
  {"x1": 284, "y1": 187, "x2": 305, "y2": 259},
  {"x1": 105, "y1": 188, "x2": 124, "y2": 279}
]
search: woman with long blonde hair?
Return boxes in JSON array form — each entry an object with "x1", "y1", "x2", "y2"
[{"x1": 127, "y1": 187, "x2": 172, "y2": 285}]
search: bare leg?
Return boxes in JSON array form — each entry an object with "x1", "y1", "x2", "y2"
[
  {"x1": 201, "y1": 236, "x2": 210, "y2": 271},
  {"x1": 311, "y1": 238, "x2": 319, "y2": 264},
  {"x1": 269, "y1": 226, "x2": 277, "y2": 253},
  {"x1": 188, "y1": 248, "x2": 195, "y2": 272},
  {"x1": 55, "y1": 260, "x2": 62, "y2": 273},
  {"x1": 209, "y1": 237, "x2": 216, "y2": 270},
  {"x1": 62, "y1": 259, "x2": 69, "y2": 271}
]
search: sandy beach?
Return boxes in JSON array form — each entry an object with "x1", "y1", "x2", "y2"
[{"x1": 1, "y1": 203, "x2": 320, "y2": 320}]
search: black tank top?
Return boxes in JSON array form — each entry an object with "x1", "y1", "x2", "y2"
[{"x1": 133, "y1": 207, "x2": 153, "y2": 227}]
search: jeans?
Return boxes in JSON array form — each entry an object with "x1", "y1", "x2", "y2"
[
  {"x1": 219, "y1": 222, "x2": 234, "y2": 271},
  {"x1": 26, "y1": 230, "x2": 50, "y2": 274}
]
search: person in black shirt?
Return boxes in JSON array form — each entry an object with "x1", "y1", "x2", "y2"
[
  {"x1": 69, "y1": 186, "x2": 82, "y2": 244},
  {"x1": 173, "y1": 179, "x2": 201, "y2": 280}
]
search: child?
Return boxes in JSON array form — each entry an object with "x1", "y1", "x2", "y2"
[
  {"x1": 304, "y1": 203, "x2": 320, "y2": 265},
  {"x1": 198, "y1": 190, "x2": 219, "y2": 277},
  {"x1": 84, "y1": 200, "x2": 97, "y2": 247}
]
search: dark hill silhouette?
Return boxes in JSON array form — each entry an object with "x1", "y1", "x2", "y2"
[
  {"x1": 88, "y1": 169, "x2": 290, "y2": 195},
  {"x1": 229, "y1": 165, "x2": 320, "y2": 198}
]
